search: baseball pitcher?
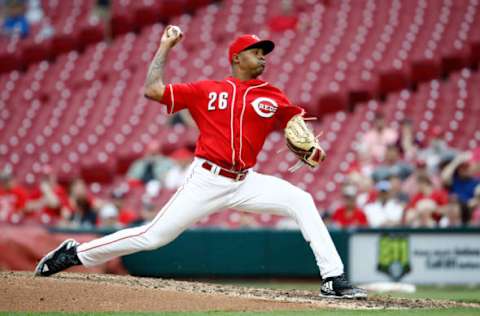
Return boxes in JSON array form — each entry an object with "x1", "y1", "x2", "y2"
[{"x1": 35, "y1": 26, "x2": 366, "y2": 299}]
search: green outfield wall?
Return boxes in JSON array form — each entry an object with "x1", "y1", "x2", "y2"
[
  {"x1": 120, "y1": 229, "x2": 350, "y2": 278},
  {"x1": 50, "y1": 227, "x2": 480, "y2": 283}
]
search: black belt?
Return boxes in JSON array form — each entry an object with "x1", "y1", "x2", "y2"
[{"x1": 201, "y1": 162, "x2": 248, "y2": 181}]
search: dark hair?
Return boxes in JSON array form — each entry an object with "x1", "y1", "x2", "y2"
[{"x1": 416, "y1": 174, "x2": 432, "y2": 185}]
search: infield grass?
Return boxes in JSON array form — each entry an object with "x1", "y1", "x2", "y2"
[{"x1": 2, "y1": 309, "x2": 480, "y2": 316}]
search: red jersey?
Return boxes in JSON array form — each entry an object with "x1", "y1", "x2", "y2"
[
  {"x1": 0, "y1": 185, "x2": 29, "y2": 223},
  {"x1": 405, "y1": 189, "x2": 449, "y2": 222},
  {"x1": 331, "y1": 206, "x2": 368, "y2": 228},
  {"x1": 160, "y1": 77, "x2": 302, "y2": 171},
  {"x1": 29, "y1": 184, "x2": 72, "y2": 220},
  {"x1": 408, "y1": 190, "x2": 449, "y2": 209}
]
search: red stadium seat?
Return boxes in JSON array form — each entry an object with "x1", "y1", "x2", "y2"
[{"x1": 2, "y1": 0, "x2": 480, "y2": 228}]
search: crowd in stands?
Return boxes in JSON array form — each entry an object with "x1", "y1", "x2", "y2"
[
  {"x1": 1, "y1": 0, "x2": 77, "y2": 40},
  {"x1": 1, "y1": 111, "x2": 479, "y2": 230},
  {"x1": 1, "y1": 0, "x2": 479, "y2": 231},
  {"x1": 1, "y1": 0, "x2": 33, "y2": 39},
  {"x1": 326, "y1": 112, "x2": 480, "y2": 229},
  {"x1": 0, "y1": 141, "x2": 195, "y2": 229}
]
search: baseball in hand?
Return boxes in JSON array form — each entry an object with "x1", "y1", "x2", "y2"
[{"x1": 167, "y1": 25, "x2": 182, "y2": 38}]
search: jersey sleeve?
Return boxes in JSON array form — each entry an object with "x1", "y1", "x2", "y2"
[
  {"x1": 160, "y1": 82, "x2": 204, "y2": 114},
  {"x1": 275, "y1": 93, "x2": 304, "y2": 128}
]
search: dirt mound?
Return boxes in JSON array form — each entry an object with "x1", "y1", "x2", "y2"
[{"x1": 1, "y1": 272, "x2": 478, "y2": 312}]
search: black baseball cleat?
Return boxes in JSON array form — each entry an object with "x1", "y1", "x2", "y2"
[
  {"x1": 34, "y1": 239, "x2": 82, "y2": 277},
  {"x1": 320, "y1": 274, "x2": 368, "y2": 299}
]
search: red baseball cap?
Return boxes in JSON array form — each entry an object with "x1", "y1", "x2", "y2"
[{"x1": 228, "y1": 34, "x2": 274, "y2": 64}]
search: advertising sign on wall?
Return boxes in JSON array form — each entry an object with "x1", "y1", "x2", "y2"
[{"x1": 349, "y1": 233, "x2": 480, "y2": 284}]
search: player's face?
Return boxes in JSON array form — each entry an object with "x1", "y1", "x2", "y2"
[{"x1": 237, "y1": 48, "x2": 266, "y2": 77}]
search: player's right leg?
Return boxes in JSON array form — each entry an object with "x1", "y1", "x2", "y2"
[
  {"x1": 231, "y1": 171, "x2": 367, "y2": 299},
  {"x1": 35, "y1": 159, "x2": 230, "y2": 276}
]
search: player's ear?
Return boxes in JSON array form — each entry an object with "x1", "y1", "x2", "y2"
[{"x1": 232, "y1": 54, "x2": 240, "y2": 65}]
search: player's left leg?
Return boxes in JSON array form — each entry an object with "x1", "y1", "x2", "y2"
[
  {"x1": 34, "y1": 158, "x2": 234, "y2": 276},
  {"x1": 231, "y1": 171, "x2": 367, "y2": 298}
]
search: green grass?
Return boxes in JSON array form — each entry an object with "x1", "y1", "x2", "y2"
[{"x1": 1, "y1": 309, "x2": 480, "y2": 316}]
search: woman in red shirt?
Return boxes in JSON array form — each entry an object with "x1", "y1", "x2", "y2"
[{"x1": 331, "y1": 185, "x2": 368, "y2": 228}]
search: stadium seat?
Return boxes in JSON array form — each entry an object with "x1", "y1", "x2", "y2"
[{"x1": 1, "y1": 0, "x2": 480, "y2": 228}]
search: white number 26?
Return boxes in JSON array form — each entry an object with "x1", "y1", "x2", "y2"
[{"x1": 208, "y1": 92, "x2": 229, "y2": 111}]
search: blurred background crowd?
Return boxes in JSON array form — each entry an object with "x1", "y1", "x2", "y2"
[
  {"x1": 1, "y1": 0, "x2": 479, "y2": 231},
  {"x1": 2, "y1": 115, "x2": 479, "y2": 230},
  {"x1": 326, "y1": 113, "x2": 480, "y2": 229}
]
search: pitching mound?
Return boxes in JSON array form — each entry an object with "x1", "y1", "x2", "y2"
[{"x1": 1, "y1": 272, "x2": 478, "y2": 312}]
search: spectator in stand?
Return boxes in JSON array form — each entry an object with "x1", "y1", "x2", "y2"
[
  {"x1": 330, "y1": 185, "x2": 368, "y2": 228},
  {"x1": 25, "y1": 0, "x2": 43, "y2": 24},
  {"x1": 127, "y1": 140, "x2": 174, "y2": 188},
  {"x1": 473, "y1": 147, "x2": 480, "y2": 177},
  {"x1": 357, "y1": 112, "x2": 398, "y2": 163},
  {"x1": 396, "y1": 118, "x2": 421, "y2": 162},
  {"x1": 346, "y1": 170, "x2": 375, "y2": 208},
  {"x1": 402, "y1": 159, "x2": 442, "y2": 197},
  {"x1": 67, "y1": 178, "x2": 98, "y2": 228},
  {"x1": 371, "y1": 145, "x2": 413, "y2": 182},
  {"x1": 164, "y1": 147, "x2": 194, "y2": 190},
  {"x1": 97, "y1": 201, "x2": 119, "y2": 229},
  {"x1": 350, "y1": 153, "x2": 377, "y2": 182},
  {"x1": 388, "y1": 173, "x2": 409, "y2": 206},
  {"x1": 364, "y1": 180, "x2": 404, "y2": 228},
  {"x1": 403, "y1": 175, "x2": 449, "y2": 225},
  {"x1": 24, "y1": 0, "x2": 54, "y2": 41},
  {"x1": 97, "y1": 188, "x2": 137, "y2": 229},
  {"x1": 26, "y1": 165, "x2": 72, "y2": 225},
  {"x1": 439, "y1": 195, "x2": 463, "y2": 228},
  {"x1": 468, "y1": 185, "x2": 480, "y2": 226},
  {"x1": 2, "y1": 0, "x2": 30, "y2": 38},
  {"x1": 441, "y1": 151, "x2": 480, "y2": 223},
  {"x1": 418, "y1": 126, "x2": 457, "y2": 174},
  {"x1": 405, "y1": 198, "x2": 437, "y2": 228},
  {"x1": 0, "y1": 168, "x2": 29, "y2": 224},
  {"x1": 133, "y1": 197, "x2": 157, "y2": 225},
  {"x1": 92, "y1": 0, "x2": 110, "y2": 26}
]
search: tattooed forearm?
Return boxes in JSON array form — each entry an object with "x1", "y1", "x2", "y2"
[{"x1": 145, "y1": 51, "x2": 167, "y2": 87}]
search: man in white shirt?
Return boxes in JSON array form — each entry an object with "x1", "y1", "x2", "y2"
[{"x1": 364, "y1": 180, "x2": 404, "y2": 227}]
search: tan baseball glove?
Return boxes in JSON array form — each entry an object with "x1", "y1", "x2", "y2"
[{"x1": 284, "y1": 115, "x2": 326, "y2": 170}]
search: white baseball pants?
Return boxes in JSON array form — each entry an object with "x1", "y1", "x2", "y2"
[{"x1": 77, "y1": 158, "x2": 344, "y2": 278}]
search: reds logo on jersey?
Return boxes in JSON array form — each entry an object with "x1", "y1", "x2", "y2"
[{"x1": 251, "y1": 97, "x2": 278, "y2": 118}]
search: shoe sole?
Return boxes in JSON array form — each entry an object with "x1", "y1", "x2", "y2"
[
  {"x1": 320, "y1": 293, "x2": 368, "y2": 300},
  {"x1": 34, "y1": 239, "x2": 77, "y2": 277}
]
